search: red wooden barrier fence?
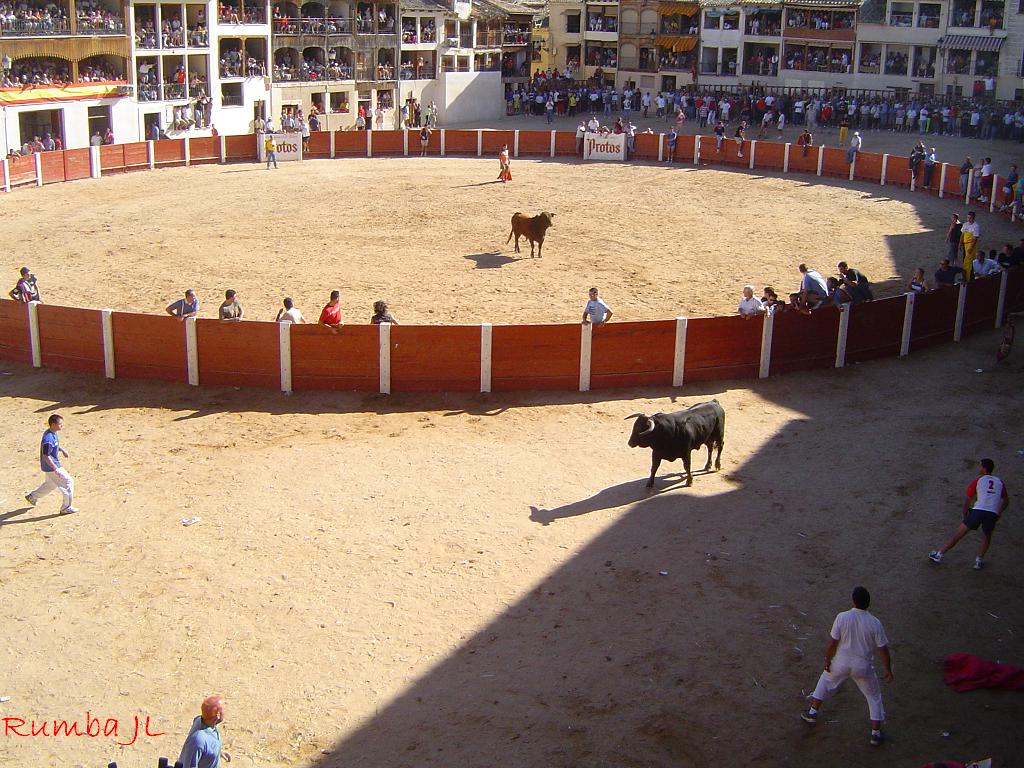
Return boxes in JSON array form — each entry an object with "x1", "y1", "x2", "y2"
[
  {"x1": 591, "y1": 320, "x2": 675, "y2": 389},
  {"x1": 195, "y1": 319, "x2": 279, "y2": 389},
  {"x1": 517, "y1": 130, "x2": 551, "y2": 156},
  {"x1": 306, "y1": 131, "x2": 331, "y2": 158},
  {"x1": 685, "y1": 315, "x2": 762, "y2": 381},
  {"x1": 41, "y1": 151, "x2": 66, "y2": 184},
  {"x1": 289, "y1": 324, "x2": 378, "y2": 391},
  {"x1": 390, "y1": 325, "x2": 480, "y2": 391},
  {"x1": 37, "y1": 305, "x2": 104, "y2": 374},
  {"x1": 190, "y1": 136, "x2": 219, "y2": 164},
  {"x1": 124, "y1": 142, "x2": 150, "y2": 170},
  {"x1": 100, "y1": 144, "x2": 126, "y2": 173},
  {"x1": 110, "y1": 312, "x2": 188, "y2": 382},
  {"x1": 334, "y1": 130, "x2": 365, "y2": 157},
  {"x1": 491, "y1": 323, "x2": 579, "y2": 391},
  {"x1": 961, "y1": 273, "x2": 1001, "y2": 336},
  {"x1": 481, "y1": 130, "x2": 515, "y2": 155},
  {"x1": 909, "y1": 286, "x2": 959, "y2": 352},
  {"x1": 0, "y1": 301, "x2": 31, "y2": 363},
  {"x1": 853, "y1": 151, "x2": 883, "y2": 183},
  {"x1": 225, "y1": 134, "x2": 256, "y2": 161},
  {"x1": 153, "y1": 139, "x2": 185, "y2": 167},
  {"x1": 770, "y1": 307, "x2": 841, "y2": 374},
  {"x1": 787, "y1": 144, "x2": 818, "y2": 174},
  {"x1": 754, "y1": 141, "x2": 786, "y2": 171},
  {"x1": 64, "y1": 148, "x2": 91, "y2": 181},
  {"x1": 845, "y1": 295, "x2": 905, "y2": 362},
  {"x1": 444, "y1": 129, "x2": 477, "y2": 156}
]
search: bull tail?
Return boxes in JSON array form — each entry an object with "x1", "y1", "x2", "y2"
[{"x1": 506, "y1": 229, "x2": 513, "y2": 244}]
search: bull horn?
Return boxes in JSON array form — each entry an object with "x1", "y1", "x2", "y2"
[{"x1": 624, "y1": 413, "x2": 646, "y2": 420}]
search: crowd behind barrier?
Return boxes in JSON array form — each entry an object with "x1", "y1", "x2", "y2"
[{"x1": 1, "y1": 130, "x2": 1023, "y2": 394}]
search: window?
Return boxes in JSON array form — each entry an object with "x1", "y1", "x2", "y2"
[
  {"x1": 889, "y1": 2, "x2": 913, "y2": 25},
  {"x1": 566, "y1": 12, "x2": 580, "y2": 33},
  {"x1": 221, "y1": 82, "x2": 243, "y2": 106},
  {"x1": 329, "y1": 92, "x2": 349, "y2": 112},
  {"x1": 87, "y1": 105, "x2": 112, "y2": 136}
]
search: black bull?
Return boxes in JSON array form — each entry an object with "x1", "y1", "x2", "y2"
[{"x1": 626, "y1": 400, "x2": 726, "y2": 488}]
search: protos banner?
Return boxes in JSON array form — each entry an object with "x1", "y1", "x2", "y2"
[
  {"x1": 583, "y1": 131, "x2": 626, "y2": 161},
  {"x1": 258, "y1": 133, "x2": 302, "y2": 162}
]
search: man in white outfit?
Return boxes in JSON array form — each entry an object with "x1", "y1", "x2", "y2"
[
  {"x1": 801, "y1": 586, "x2": 893, "y2": 746},
  {"x1": 25, "y1": 414, "x2": 78, "y2": 514}
]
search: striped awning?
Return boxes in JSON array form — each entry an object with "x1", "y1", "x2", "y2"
[
  {"x1": 658, "y1": 2, "x2": 699, "y2": 15},
  {"x1": 655, "y1": 34, "x2": 698, "y2": 51},
  {"x1": 938, "y1": 34, "x2": 1005, "y2": 52}
]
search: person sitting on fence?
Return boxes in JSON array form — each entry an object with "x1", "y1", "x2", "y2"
[
  {"x1": 165, "y1": 289, "x2": 199, "y2": 320},
  {"x1": 934, "y1": 258, "x2": 964, "y2": 287},
  {"x1": 908, "y1": 268, "x2": 930, "y2": 294},
  {"x1": 319, "y1": 290, "x2": 343, "y2": 332},
  {"x1": 665, "y1": 127, "x2": 678, "y2": 163},
  {"x1": 734, "y1": 121, "x2": 747, "y2": 158},
  {"x1": 837, "y1": 262, "x2": 873, "y2": 303},
  {"x1": 972, "y1": 250, "x2": 1002, "y2": 278},
  {"x1": 846, "y1": 131, "x2": 861, "y2": 164},
  {"x1": 737, "y1": 285, "x2": 765, "y2": 318},
  {"x1": 977, "y1": 157, "x2": 993, "y2": 203},
  {"x1": 9, "y1": 267, "x2": 40, "y2": 303},
  {"x1": 371, "y1": 300, "x2": 398, "y2": 324},
  {"x1": 797, "y1": 127, "x2": 813, "y2": 157},
  {"x1": 713, "y1": 120, "x2": 726, "y2": 153},
  {"x1": 826, "y1": 276, "x2": 853, "y2": 308},
  {"x1": 999, "y1": 165, "x2": 1019, "y2": 212},
  {"x1": 761, "y1": 286, "x2": 784, "y2": 313},
  {"x1": 959, "y1": 157, "x2": 973, "y2": 197},
  {"x1": 219, "y1": 289, "x2": 243, "y2": 321},
  {"x1": 791, "y1": 263, "x2": 828, "y2": 314},
  {"x1": 276, "y1": 297, "x2": 306, "y2": 323}
]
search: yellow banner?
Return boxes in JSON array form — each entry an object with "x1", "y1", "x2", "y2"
[{"x1": 0, "y1": 82, "x2": 128, "y2": 106}]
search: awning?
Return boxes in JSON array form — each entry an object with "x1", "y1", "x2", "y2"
[
  {"x1": 658, "y1": 2, "x2": 699, "y2": 15},
  {"x1": 656, "y1": 34, "x2": 698, "y2": 51},
  {"x1": 938, "y1": 34, "x2": 1005, "y2": 52}
]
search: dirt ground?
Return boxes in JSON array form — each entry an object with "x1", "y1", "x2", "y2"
[
  {"x1": 0, "y1": 157, "x2": 1022, "y2": 768},
  {"x1": 1, "y1": 155, "x2": 1020, "y2": 324}
]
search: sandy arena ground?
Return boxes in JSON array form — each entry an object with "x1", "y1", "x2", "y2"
[
  {"x1": 2, "y1": 155, "x2": 1021, "y2": 322},
  {"x1": 1, "y1": 156, "x2": 1022, "y2": 768}
]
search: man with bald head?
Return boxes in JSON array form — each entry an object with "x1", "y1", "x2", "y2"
[{"x1": 178, "y1": 695, "x2": 231, "y2": 766}]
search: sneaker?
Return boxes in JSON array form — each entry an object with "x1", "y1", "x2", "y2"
[
  {"x1": 973, "y1": 557, "x2": 984, "y2": 571},
  {"x1": 870, "y1": 731, "x2": 885, "y2": 746},
  {"x1": 24, "y1": 493, "x2": 36, "y2": 507},
  {"x1": 800, "y1": 709, "x2": 818, "y2": 724},
  {"x1": 928, "y1": 551, "x2": 943, "y2": 564},
  {"x1": 59, "y1": 506, "x2": 79, "y2": 515}
]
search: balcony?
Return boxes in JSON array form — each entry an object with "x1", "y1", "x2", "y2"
[
  {"x1": 503, "y1": 31, "x2": 531, "y2": 45},
  {"x1": 476, "y1": 31, "x2": 502, "y2": 47},
  {"x1": 137, "y1": 82, "x2": 189, "y2": 101},
  {"x1": 273, "y1": 64, "x2": 353, "y2": 81},
  {"x1": 274, "y1": 17, "x2": 355, "y2": 35},
  {"x1": 77, "y1": 17, "x2": 126, "y2": 35},
  {"x1": 617, "y1": 57, "x2": 658, "y2": 72},
  {"x1": 0, "y1": 18, "x2": 71, "y2": 36},
  {"x1": 354, "y1": 63, "x2": 395, "y2": 81},
  {"x1": 399, "y1": 65, "x2": 434, "y2": 79},
  {"x1": 619, "y1": 22, "x2": 656, "y2": 36}
]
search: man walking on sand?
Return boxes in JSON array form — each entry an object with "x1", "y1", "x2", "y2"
[
  {"x1": 178, "y1": 694, "x2": 232, "y2": 766},
  {"x1": 25, "y1": 414, "x2": 78, "y2": 514},
  {"x1": 929, "y1": 458, "x2": 1009, "y2": 570},
  {"x1": 801, "y1": 586, "x2": 893, "y2": 746}
]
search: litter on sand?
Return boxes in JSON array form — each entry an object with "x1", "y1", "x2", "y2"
[
  {"x1": 181, "y1": 516, "x2": 202, "y2": 526},
  {"x1": 0, "y1": 696, "x2": 10, "y2": 703}
]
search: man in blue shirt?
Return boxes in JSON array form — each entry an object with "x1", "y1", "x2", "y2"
[
  {"x1": 178, "y1": 695, "x2": 232, "y2": 767},
  {"x1": 166, "y1": 289, "x2": 200, "y2": 321},
  {"x1": 25, "y1": 414, "x2": 78, "y2": 514}
]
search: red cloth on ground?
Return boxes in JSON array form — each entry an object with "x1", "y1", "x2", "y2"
[{"x1": 943, "y1": 652, "x2": 1024, "y2": 692}]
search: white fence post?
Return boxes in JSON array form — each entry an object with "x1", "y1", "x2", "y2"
[
  {"x1": 1, "y1": 158, "x2": 9, "y2": 193},
  {"x1": 965, "y1": 168, "x2": 973, "y2": 204},
  {"x1": 328, "y1": 130, "x2": 335, "y2": 159},
  {"x1": 672, "y1": 316, "x2": 687, "y2": 387},
  {"x1": 954, "y1": 283, "x2": 967, "y2": 341},
  {"x1": 378, "y1": 321, "x2": 391, "y2": 394},
  {"x1": 480, "y1": 322, "x2": 492, "y2": 393},
  {"x1": 27, "y1": 301, "x2": 41, "y2": 368},
  {"x1": 440, "y1": 128, "x2": 446, "y2": 156},
  {"x1": 748, "y1": 139, "x2": 756, "y2": 170},
  {"x1": 579, "y1": 322, "x2": 592, "y2": 392},
  {"x1": 783, "y1": 143, "x2": 790, "y2": 173},
  {"x1": 185, "y1": 317, "x2": 199, "y2": 385},
  {"x1": 219, "y1": 135, "x2": 227, "y2": 163},
  {"x1": 900, "y1": 292, "x2": 914, "y2": 357},
  {"x1": 658, "y1": 133, "x2": 664, "y2": 162},
  {"x1": 938, "y1": 163, "x2": 947, "y2": 198},
  {"x1": 758, "y1": 311, "x2": 774, "y2": 378},
  {"x1": 549, "y1": 129, "x2": 556, "y2": 158},
  {"x1": 366, "y1": 130, "x2": 373, "y2": 158},
  {"x1": 835, "y1": 305, "x2": 850, "y2": 368},
  {"x1": 279, "y1": 321, "x2": 292, "y2": 393},
  {"x1": 990, "y1": 174, "x2": 999, "y2": 213},
  {"x1": 880, "y1": 153, "x2": 888, "y2": 185},
  {"x1": 89, "y1": 146, "x2": 101, "y2": 178},
  {"x1": 816, "y1": 144, "x2": 824, "y2": 176},
  {"x1": 693, "y1": 135, "x2": 700, "y2": 166},
  {"x1": 183, "y1": 137, "x2": 191, "y2": 166},
  {"x1": 477, "y1": 129, "x2": 483, "y2": 157},
  {"x1": 995, "y1": 269, "x2": 1008, "y2": 328},
  {"x1": 848, "y1": 152, "x2": 856, "y2": 181},
  {"x1": 34, "y1": 152, "x2": 43, "y2": 186},
  {"x1": 147, "y1": 140, "x2": 155, "y2": 169},
  {"x1": 513, "y1": 129, "x2": 519, "y2": 158},
  {"x1": 101, "y1": 309, "x2": 115, "y2": 379},
  {"x1": 403, "y1": 128, "x2": 409, "y2": 157}
]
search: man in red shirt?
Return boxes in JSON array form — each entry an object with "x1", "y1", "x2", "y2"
[
  {"x1": 929, "y1": 458, "x2": 1009, "y2": 570},
  {"x1": 319, "y1": 290, "x2": 343, "y2": 332}
]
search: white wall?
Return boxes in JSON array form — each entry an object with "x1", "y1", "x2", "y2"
[
  {"x1": 1, "y1": 97, "x2": 138, "y2": 155},
  {"x1": 438, "y1": 71, "x2": 504, "y2": 124}
]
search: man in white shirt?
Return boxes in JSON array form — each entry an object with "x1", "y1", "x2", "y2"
[
  {"x1": 973, "y1": 251, "x2": 1001, "y2": 278},
  {"x1": 801, "y1": 586, "x2": 893, "y2": 746},
  {"x1": 737, "y1": 285, "x2": 764, "y2": 318},
  {"x1": 929, "y1": 458, "x2": 1010, "y2": 569},
  {"x1": 586, "y1": 115, "x2": 600, "y2": 133},
  {"x1": 275, "y1": 297, "x2": 306, "y2": 323},
  {"x1": 582, "y1": 287, "x2": 613, "y2": 325}
]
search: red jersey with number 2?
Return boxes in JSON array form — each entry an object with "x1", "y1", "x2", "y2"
[{"x1": 967, "y1": 475, "x2": 1008, "y2": 515}]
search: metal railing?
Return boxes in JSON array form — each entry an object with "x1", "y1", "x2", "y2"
[
  {"x1": 136, "y1": 83, "x2": 190, "y2": 101},
  {"x1": 273, "y1": 65, "x2": 353, "y2": 81},
  {"x1": 354, "y1": 64, "x2": 395, "y2": 80},
  {"x1": 502, "y1": 32, "x2": 529, "y2": 45},
  {"x1": 77, "y1": 17, "x2": 126, "y2": 34},
  {"x1": 274, "y1": 16, "x2": 353, "y2": 34},
  {"x1": 399, "y1": 66, "x2": 434, "y2": 79},
  {"x1": 476, "y1": 31, "x2": 501, "y2": 46},
  {"x1": 354, "y1": 17, "x2": 395, "y2": 34},
  {"x1": 0, "y1": 18, "x2": 71, "y2": 36},
  {"x1": 135, "y1": 28, "x2": 210, "y2": 48}
]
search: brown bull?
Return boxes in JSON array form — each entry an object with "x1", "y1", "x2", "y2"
[{"x1": 507, "y1": 212, "x2": 555, "y2": 258}]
